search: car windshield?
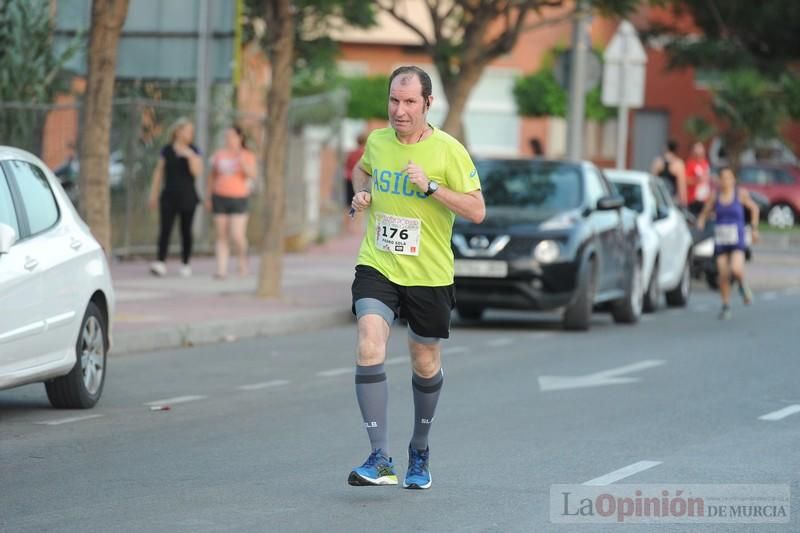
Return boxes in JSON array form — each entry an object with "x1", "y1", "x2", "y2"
[
  {"x1": 614, "y1": 182, "x2": 644, "y2": 213},
  {"x1": 476, "y1": 160, "x2": 582, "y2": 212}
]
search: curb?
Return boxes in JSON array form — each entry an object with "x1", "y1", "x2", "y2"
[{"x1": 111, "y1": 307, "x2": 354, "y2": 355}]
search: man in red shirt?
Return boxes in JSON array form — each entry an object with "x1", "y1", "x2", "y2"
[
  {"x1": 686, "y1": 141, "x2": 711, "y2": 214},
  {"x1": 343, "y1": 132, "x2": 367, "y2": 233}
]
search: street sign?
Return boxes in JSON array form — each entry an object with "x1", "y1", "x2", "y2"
[
  {"x1": 601, "y1": 21, "x2": 647, "y2": 107},
  {"x1": 601, "y1": 21, "x2": 648, "y2": 169},
  {"x1": 554, "y1": 49, "x2": 602, "y2": 93}
]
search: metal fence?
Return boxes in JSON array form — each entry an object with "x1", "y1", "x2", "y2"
[{"x1": 0, "y1": 89, "x2": 349, "y2": 258}]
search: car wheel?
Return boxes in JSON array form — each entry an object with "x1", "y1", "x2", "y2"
[
  {"x1": 665, "y1": 256, "x2": 691, "y2": 307},
  {"x1": 456, "y1": 305, "x2": 484, "y2": 321},
  {"x1": 563, "y1": 258, "x2": 595, "y2": 331},
  {"x1": 611, "y1": 256, "x2": 642, "y2": 324},
  {"x1": 45, "y1": 302, "x2": 107, "y2": 409},
  {"x1": 643, "y1": 259, "x2": 661, "y2": 313},
  {"x1": 767, "y1": 203, "x2": 796, "y2": 228}
]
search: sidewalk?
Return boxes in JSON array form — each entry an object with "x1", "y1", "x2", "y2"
[{"x1": 111, "y1": 233, "x2": 362, "y2": 355}]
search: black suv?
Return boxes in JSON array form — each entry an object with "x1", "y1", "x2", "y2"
[{"x1": 452, "y1": 159, "x2": 642, "y2": 330}]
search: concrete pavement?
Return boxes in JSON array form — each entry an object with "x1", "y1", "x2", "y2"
[{"x1": 111, "y1": 233, "x2": 362, "y2": 354}]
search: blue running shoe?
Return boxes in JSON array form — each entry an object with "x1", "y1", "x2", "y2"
[
  {"x1": 403, "y1": 446, "x2": 431, "y2": 489},
  {"x1": 348, "y1": 449, "x2": 397, "y2": 486}
]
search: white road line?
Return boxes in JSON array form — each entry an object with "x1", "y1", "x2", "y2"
[
  {"x1": 582, "y1": 461, "x2": 662, "y2": 486},
  {"x1": 640, "y1": 315, "x2": 655, "y2": 322},
  {"x1": 237, "y1": 379, "x2": 290, "y2": 391},
  {"x1": 691, "y1": 304, "x2": 711, "y2": 313},
  {"x1": 35, "y1": 414, "x2": 104, "y2": 426},
  {"x1": 384, "y1": 357, "x2": 407, "y2": 366},
  {"x1": 759, "y1": 405, "x2": 800, "y2": 421},
  {"x1": 761, "y1": 291, "x2": 778, "y2": 301},
  {"x1": 487, "y1": 338, "x2": 514, "y2": 348},
  {"x1": 528, "y1": 332, "x2": 555, "y2": 340},
  {"x1": 144, "y1": 395, "x2": 207, "y2": 407},
  {"x1": 442, "y1": 346, "x2": 468, "y2": 355},
  {"x1": 317, "y1": 367, "x2": 352, "y2": 378}
]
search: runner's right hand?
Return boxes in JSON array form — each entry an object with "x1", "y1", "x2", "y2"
[{"x1": 351, "y1": 189, "x2": 371, "y2": 213}]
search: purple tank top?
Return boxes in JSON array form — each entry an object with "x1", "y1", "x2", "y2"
[{"x1": 714, "y1": 189, "x2": 746, "y2": 249}]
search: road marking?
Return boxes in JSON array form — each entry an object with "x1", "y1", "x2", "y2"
[
  {"x1": 691, "y1": 304, "x2": 710, "y2": 313},
  {"x1": 760, "y1": 291, "x2": 778, "y2": 301},
  {"x1": 384, "y1": 356, "x2": 407, "y2": 366},
  {"x1": 528, "y1": 332, "x2": 555, "y2": 340},
  {"x1": 442, "y1": 346, "x2": 468, "y2": 355},
  {"x1": 35, "y1": 414, "x2": 104, "y2": 426},
  {"x1": 759, "y1": 405, "x2": 800, "y2": 421},
  {"x1": 144, "y1": 395, "x2": 207, "y2": 406},
  {"x1": 237, "y1": 379, "x2": 290, "y2": 391},
  {"x1": 539, "y1": 360, "x2": 665, "y2": 392},
  {"x1": 317, "y1": 367, "x2": 352, "y2": 378},
  {"x1": 487, "y1": 338, "x2": 513, "y2": 347},
  {"x1": 640, "y1": 315, "x2": 655, "y2": 322},
  {"x1": 583, "y1": 461, "x2": 662, "y2": 486}
]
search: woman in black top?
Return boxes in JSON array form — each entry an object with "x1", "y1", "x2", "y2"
[{"x1": 148, "y1": 117, "x2": 203, "y2": 277}]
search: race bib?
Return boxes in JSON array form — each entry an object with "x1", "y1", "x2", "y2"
[
  {"x1": 714, "y1": 224, "x2": 739, "y2": 246},
  {"x1": 375, "y1": 212, "x2": 421, "y2": 256}
]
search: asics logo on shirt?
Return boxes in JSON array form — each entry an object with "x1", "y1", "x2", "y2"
[{"x1": 372, "y1": 169, "x2": 427, "y2": 199}]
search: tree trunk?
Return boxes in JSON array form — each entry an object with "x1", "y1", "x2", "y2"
[
  {"x1": 79, "y1": 0, "x2": 129, "y2": 256},
  {"x1": 439, "y1": 62, "x2": 484, "y2": 146},
  {"x1": 256, "y1": 0, "x2": 295, "y2": 299}
]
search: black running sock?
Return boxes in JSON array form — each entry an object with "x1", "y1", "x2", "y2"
[
  {"x1": 355, "y1": 363, "x2": 388, "y2": 454},
  {"x1": 410, "y1": 369, "x2": 444, "y2": 451}
]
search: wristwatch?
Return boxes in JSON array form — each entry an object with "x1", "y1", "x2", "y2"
[{"x1": 425, "y1": 181, "x2": 439, "y2": 196}]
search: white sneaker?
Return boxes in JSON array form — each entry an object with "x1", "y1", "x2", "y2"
[
  {"x1": 149, "y1": 261, "x2": 167, "y2": 277},
  {"x1": 179, "y1": 265, "x2": 192, "y2": 277}
]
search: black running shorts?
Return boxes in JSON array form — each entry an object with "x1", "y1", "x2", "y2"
[
  {"x1": 351, "y1": 264, "x2": 456, "y2": 339},
  {"x1": 212, "y1": 194, "x2": 249, "y2": 215}
]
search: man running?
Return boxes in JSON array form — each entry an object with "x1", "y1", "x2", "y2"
[
  {"x1": 347, "y1": 65, "x2": 485, "y2": 489},
  {"x1": 696, "y1": 167, "x2": 760, "y2": 319}
]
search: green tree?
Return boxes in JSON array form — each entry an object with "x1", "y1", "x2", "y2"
[
  {"x1": 0, "y1": 0, "x2": 81, "y2": 153},
  {"x1": 376, "y1": 0, "x2": 639, "y2": 142},
  {"x1": 660, "y1": 0, "x2": 800, "y2": 76},
  {"x1": 686, "y1": 70, "x2": 787, "y2": 171},
  {"x1": 513, "y1": 49, "x2": 615, "y2": 121},
  {"x1": 243, "y1": 0, "x2": 377, "y2": 96}
]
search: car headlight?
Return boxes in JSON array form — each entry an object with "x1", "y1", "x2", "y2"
[
  {"x1": 534, "y1": 240, "x2": 560, "y2": 263},
  {"x1": 694, "y1": 237, "x2": 714, "y2": 258}
]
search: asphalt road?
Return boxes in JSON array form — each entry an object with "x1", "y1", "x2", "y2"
[{"x1": 2, "y1": 285, "x2": 799, "y2": 532}]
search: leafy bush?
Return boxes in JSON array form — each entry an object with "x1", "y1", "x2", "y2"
[{"x1": 342, "y1": 75, "x2": 388, "y2": 120}]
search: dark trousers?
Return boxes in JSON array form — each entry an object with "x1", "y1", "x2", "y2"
[{"x1": 157, "y1": 201, "x2": 196, "y2": 264}]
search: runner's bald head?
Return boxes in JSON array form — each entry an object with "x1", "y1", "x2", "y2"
[{"x1": 388, "y1": 66, "x2": 432, "y2": 101}]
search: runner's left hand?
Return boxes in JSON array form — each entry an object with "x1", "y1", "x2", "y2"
[{"x1": 405, "y1": 160, "x2": 430, "y2": 192}]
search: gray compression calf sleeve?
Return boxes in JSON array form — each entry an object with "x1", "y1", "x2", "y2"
[
  {"x1": 410, "y1": 368, "x2": 444, "y2": 451},
  {"x1": 355, "y1": 363, "x2": 389, "y2": 453}
]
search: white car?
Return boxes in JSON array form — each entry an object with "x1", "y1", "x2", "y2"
[
  {"x1": 0, "y1": 146, "x2": 114, "y2": 408},
  {"x1": 606, "y1": 170, "x2": 693, "y2": 311}
]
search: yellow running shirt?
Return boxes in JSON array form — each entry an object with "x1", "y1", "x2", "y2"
[{"x1": 356, "y1": 126, "x2": 481, "y2": 286}]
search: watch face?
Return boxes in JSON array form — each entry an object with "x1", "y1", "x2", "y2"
[{"x1": 428, "y1": 181, "x2": 439, "y2": 195}]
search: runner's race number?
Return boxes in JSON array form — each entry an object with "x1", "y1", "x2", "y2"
[{"x1": 375, "y1": 213, "x2": 421, "y2": 256}]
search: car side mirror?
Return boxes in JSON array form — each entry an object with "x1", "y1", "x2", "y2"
[
  {"x1": 0, "y1": 223, "x2": 17, "y2": 255},
  {"x1": 653, "y1": 206, "x2": 670, "y2": 221},
  {"x1": 597, "y1": 195, "x2": 624, "y2": 211}
]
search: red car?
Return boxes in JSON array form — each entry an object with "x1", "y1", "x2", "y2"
[{"x1": 737, "y1": 164, "x2": 800, "y2": 228}]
